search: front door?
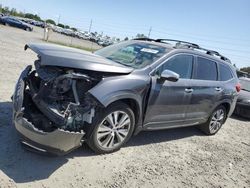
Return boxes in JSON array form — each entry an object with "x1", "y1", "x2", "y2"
[{"x1": 144, "y1": 54, "x2": 194, "y2": 129}]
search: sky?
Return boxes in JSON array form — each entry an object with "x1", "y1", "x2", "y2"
[{"x1": 0, "y1": 0, "x2": 249, "y2": 68}]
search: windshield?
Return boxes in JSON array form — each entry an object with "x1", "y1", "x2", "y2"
[
  {"x1": 95, "y1": 40, "x2": 169, "y2": 69},
  {"x1": 240, "y1": 78, "x2": 250, "y2": 91}
]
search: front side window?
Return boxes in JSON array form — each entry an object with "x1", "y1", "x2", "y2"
[
  {"x1": 219, "y1": 63, "x2": 233, "y2": 81},
  {"x1": 194, "y1": 57, "x2": 217, "y2": 81},
  {"x1": 95, "y1": 41, "x2": 169, "y2": 69},
  {"x1": 160, "y1": 54, "x2": 193, "y2": 79}
]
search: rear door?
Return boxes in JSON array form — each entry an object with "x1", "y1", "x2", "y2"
[{"x1": 185, "y1": 56, "x2": 222, "y2": 123}]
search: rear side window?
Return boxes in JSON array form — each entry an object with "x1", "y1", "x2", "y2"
[
  {"x1": 194, "y1": 57, "x2": 217, "y2": 81},
  {"x1": 219, "y1": 63, "x2": 233, "y2": 81},
  {"x1": 162, "y1": 54, "x2": 193, "y2": 79}
]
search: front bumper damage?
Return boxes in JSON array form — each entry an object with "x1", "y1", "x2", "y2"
[{"x1": 13, "y1": 66, "x2": 85, "y2": 155}]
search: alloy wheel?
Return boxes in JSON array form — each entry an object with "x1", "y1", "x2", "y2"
[
  {"x1": 96, "y1": 110, "x2": 131, "y2": 149},
  {"x1": 209, "y1": 109, "x2": 225, "y2": 134}
]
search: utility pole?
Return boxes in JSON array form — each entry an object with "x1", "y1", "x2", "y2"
[
  {"x1": 57, "y1": 15, "x2": 61, "y2": 25},
  {"x1": 148, "y1": 26, "x2": 152, "y2": 38},
  {"x1": 89, "y1": 19, "x2": 92, "y2": 33}
]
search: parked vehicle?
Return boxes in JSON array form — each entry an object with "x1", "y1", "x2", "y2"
[
  {"x1": 234, "y1": 77, "x2": 250, "y2": 119},
  {"x1": 97, "y1": 39, "x2": 113, "y2": 47},
  {"x1": 0, "y1": 16, "x2": 33, "y2": 31},
  {"x1": 31, "y1": 20, "x2": 45, "y2": 28},
  {"x1": 12, "y1": 39, "x2": 240, "y2": 155}
]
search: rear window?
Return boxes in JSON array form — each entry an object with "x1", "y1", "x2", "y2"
[
  {"x1": 194, "y1": 57, "x2": 217, "y2": 81},
  {"x1": 219, "y1": 63, "x2": 233, "y2": 81}
]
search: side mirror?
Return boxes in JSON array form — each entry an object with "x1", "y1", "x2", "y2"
[{"x1": 160, "y1": 69, "x2": 179, "y2": 82}]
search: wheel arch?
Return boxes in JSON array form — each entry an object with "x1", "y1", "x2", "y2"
[
  {"x1": 219, "y1": 102, "x2": 231, "y2": 115},
  {"x1": 107, "y1": 98, "x2": 141, "y2": 127}
]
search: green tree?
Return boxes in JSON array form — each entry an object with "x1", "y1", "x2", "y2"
[
  {"x1": 25, "y1": 13, "x2": 42, "y2": 21},
  {"x1": 136, "y1": 33, "x2": 147, "y2": 38},
  {"x1": 240, "y1": 67, "x2": 250, "y2": 74},
  {"x1": 10, "y1": 8, "x2": 17, "y2": 16},
  {"x1": 64, "y1": 25, "x2": 70, "y2": 29},
  {"x1": 46, "y1": 19, "x2": 56, "y2": 25},
  {"x1": 71, "y1": 27, "x2": 77, "y2": 32},
  {"x1": 124, "y1": 37, "x2": 129, "y2": 41},
  {"x1": 2, "y1": 6, "x2": 10, "y2": 14},
  {"x1": 57, "y1": 23, "x2": 64, "y2": 28}
]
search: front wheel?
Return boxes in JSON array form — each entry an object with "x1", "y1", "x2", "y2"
[
  {"x1": 87, "y1": 102, "x2": 135, "y2": 154},
  {"x1": 199, "y1": 105, "x2": 227, "y2": 135}
]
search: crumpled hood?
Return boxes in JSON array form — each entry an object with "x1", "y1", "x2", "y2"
[{"x1": 25, "y1": 43, "x2": 133, "y2": 74}]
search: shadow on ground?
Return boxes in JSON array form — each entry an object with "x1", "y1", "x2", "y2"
[{"x1": 0, "y1": 101, "x2": 203, "y2": 183}]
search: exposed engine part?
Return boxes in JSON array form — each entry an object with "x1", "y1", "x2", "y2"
[
  {"x1": 25, "y1": 64, "x2": 102, "y2": 132},
  {"x1": 65, "y1": 107, "x2": 95, "y2": 131},
  {"x1": 34, "y1": 60, "x2": 61, "y2": 81},
  {"x1": 72, "y1": 80, "x2": 80, "y2": 105}
]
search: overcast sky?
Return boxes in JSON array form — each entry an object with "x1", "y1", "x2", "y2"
[{"x1": 0, "y1": 0, "x2": 249, "y2": 68}]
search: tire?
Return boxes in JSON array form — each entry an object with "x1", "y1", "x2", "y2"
[
  {"x1": 199, "y1": 105, "x2": 227, "y2": 135},
  {"x1": 5, "y1": 22, "x2": 9, "y2": 26},
  {"x1": 87, "y1": 102, "x2": 135, "y2": 154}
]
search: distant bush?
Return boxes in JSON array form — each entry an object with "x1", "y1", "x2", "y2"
[
  {"x1": 46, "y1": 19, "x2": 56, "y2": 25},
  {"x1": 57, "y1": 23, "x2": 65, "y2": 28},
  {"x1": 240, "y1": 67, "x2": 250, "y2": 74},
  {"x1": 25, "y1": 13, "x2": 42, "y2": 21}
]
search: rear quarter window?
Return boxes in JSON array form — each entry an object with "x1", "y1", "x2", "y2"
[{"x1": 219, "y1": 63, "x2": 233, "y2": 81}]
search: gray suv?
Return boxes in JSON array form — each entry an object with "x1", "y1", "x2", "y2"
[{"x1": 12, "y1": 39, "x2": 240, "y2": 155}]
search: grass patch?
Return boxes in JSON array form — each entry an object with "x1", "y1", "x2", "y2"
[{"x1": 43, "y1": 40, "x2": 98, "y2": 52}]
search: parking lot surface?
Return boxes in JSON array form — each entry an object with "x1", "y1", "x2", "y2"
[{"x1": 0, "y1": 25, "x2": 249, "y2": 188}]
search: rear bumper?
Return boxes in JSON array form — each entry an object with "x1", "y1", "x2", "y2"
[{"x1": 12, "y1": 66, "x2": 85, "y2": 155}]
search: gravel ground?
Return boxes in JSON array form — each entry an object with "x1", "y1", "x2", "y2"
[{"x1": 0, "y1": 25, "x2": 250, "y2": 188}]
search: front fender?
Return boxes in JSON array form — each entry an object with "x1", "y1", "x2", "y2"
[
  {"x1": 88, "y1": 74, "x2": 150, "y2": 128},
  {"x1": 91, "y1": 89, "x2": 142, "y2": 108}
]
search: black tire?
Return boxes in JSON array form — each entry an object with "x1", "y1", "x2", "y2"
[
  {"x1": 87, "y1": 102, "x2": 135, "y2": 154},
  {"x1": 199, "y1": 105, "x2": 227, "y2": 135}
]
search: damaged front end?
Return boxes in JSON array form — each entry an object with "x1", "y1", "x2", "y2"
[{"x1": 13, "y1": 61, "x2": 103, "y2": 155}]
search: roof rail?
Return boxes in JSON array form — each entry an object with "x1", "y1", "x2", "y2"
[
  {"x1": 133, "y1": 38, "x2": 155, "y2": 42},
  {"x1": 195, "y1": 47, "x2": 231, "y2": 63},
  {"x1": 133, "y1": 38, "x2": 231, "y2": 63},
  {"x1": 155, "y1": 39, "x2": 200, "y2": 49}
]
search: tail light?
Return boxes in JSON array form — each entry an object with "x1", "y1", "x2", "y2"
[{"x1": 236, "y1": 83, "x2": 241, "y2": 92}]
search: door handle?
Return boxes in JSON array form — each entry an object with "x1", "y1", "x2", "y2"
[
  {"x1": 215, "y1": 87, "x2": 222, "y2": 92},
  {"x1": 185, "y1": 88, "x2": 193, "y2": 93}
]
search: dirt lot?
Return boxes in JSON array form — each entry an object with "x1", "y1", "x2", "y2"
[{"x1": 0, "y1": 25, "x2": 250, "y2": 188}]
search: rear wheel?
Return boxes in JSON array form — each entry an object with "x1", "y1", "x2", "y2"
[
  {"x1": 87, "y1": 102, "x2": 135, "y2": 154},
  {"x1": 199, "y1": 105, "x2": 227, "y2": 135},
  {"x1": 5, "y1": 22, "x2": 9, "y2": 26}
]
